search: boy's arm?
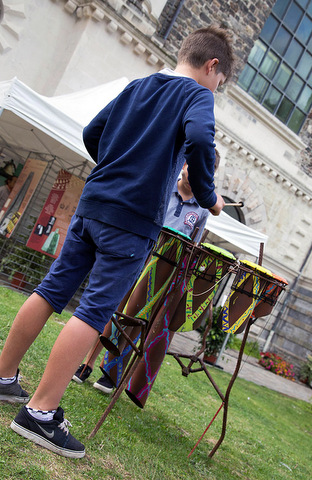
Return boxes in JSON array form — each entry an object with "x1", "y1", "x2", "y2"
[
  {"x1": 183, "y1": 89, "x2": 219, "y2": 212},
  {"x1": 82, "y1": 100, "x2": 114, "y2": 162},
  {"x1": 208, "y1": 193, "x2": 225, "y2": 216}
]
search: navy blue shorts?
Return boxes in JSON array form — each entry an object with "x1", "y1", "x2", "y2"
[{"x1": 35, "y1": 215, "x2": 154, "y2": 333}]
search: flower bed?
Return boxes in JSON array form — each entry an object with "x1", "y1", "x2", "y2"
[{"x1": 258, "y1": 352, "x2": 295, "y2": 381}]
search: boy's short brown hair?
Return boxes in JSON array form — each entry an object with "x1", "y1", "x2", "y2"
[{"x1": 177, "y1": 26, "x2": 234, "y2": 80}]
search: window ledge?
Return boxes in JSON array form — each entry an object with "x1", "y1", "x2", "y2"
[{"x1": 226, "y1": 84, "x2": 306, "y2": 152}]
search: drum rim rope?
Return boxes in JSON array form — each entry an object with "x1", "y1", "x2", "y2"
[
  {"x1": 186, "y1": 243, "x2": 238, "y2": 298},
  {"x1": 180, "y1": 246, "x2": 238, "y2": 332},
  {"x1": 222, "y1": 267, "x2": 262, "y2": 334}
]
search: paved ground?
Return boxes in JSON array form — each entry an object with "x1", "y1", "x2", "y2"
[{"x1": 169, "y1": 330, "x2": 312, "y2": 403}]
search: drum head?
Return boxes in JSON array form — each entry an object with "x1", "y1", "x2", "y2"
[
  {"x1": 201, "y1": 242, "x2": 236, "y2": 261},
  {"x1": 272, "y1": 273, "x2": 288, "y2": 285},
  {"x1": 240, "y1": 259, "x2": 272, "y2": 277},
  {"x1": 162, "y1": 225, "x2": 192, "y2": 241}
]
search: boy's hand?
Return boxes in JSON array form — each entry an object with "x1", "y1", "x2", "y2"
[{"x1": 208, "y1": 193, "x2": 224, "y2": 216}]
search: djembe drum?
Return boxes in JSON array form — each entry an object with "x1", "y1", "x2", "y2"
[
  {"x1": 219, "y1": 259, "x2": 274, "y2": 334},
  {"x1": 251, "y1": 273, "x2": 288, "y2": 321},
  {"x1": 170, "y1": 243, "x2": 237, "y2": 333},
  {"x1": 125, "y1": 243, "x2": 237, "y2": 408},
  {"x1": 100, "y1": 226, "x2": 193, "y2": 368}
]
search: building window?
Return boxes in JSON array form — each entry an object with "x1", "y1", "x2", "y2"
[{"x1": 238, "y1": 0, "x2": 312, "y2": 134}]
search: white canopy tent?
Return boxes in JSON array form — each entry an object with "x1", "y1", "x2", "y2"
[
  {"x1": 46, "y1": 78, "x2": 129, "y2": 126},
  {"x1": 0, "y1": 77, "x2": 129, "y2": 167},
  {"x1": 0, "y1": 77, "x2": 268, "y2": 257},
  {"x1": 205, "y1": 210, "x2": 268, "y2": 258}
]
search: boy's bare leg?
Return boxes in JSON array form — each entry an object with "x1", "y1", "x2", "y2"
[
  {"x1": 28, "y1": 316, "x2": 98, "y2": 410},
  {"x1": 0, "y1": 293, "x2": 54, "y2": 377}
]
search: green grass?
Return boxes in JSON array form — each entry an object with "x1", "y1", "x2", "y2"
[
  {"x1": 0, "y1": 286, "x2": 311, "y2": 480},
  {"x1": 231, "y1": 337, "x2": 262, "y2": 359}
]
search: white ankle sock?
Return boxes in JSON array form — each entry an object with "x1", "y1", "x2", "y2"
[
  {"x1": 0, "y1": 375, "x2": 16, "y2": 385},
  {"x1": 26, "y1": 405, "x2": 57, "y2": 421}
]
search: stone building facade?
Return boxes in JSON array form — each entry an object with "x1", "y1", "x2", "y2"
[{"x1": 0, "y1": 0, "x2": 311, "y2": 367}]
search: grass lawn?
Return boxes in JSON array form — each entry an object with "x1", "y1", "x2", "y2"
[{"x1": 0, "y1": 286, "x2": 311, "y2": 480}]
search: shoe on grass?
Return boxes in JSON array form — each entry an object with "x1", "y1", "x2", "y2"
[
  {"x1": 93, "y1": 375, "x2": 114, "y2": 394},
  {"x1": 11, "y1": 406, "x2": 85, "y2": 459},
  {"x1": 0, "y1": 369, "x2": 29, "y2": 404},
  {"x1": 72, "y1": 364, "x2": 92, "y2": 384}
]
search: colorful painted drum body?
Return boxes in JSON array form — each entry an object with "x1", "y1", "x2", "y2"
[
  {"x1": 100, "y1": 332, "x2": 141, "y2": 388},
  {"x1": 100, "y1": 226, "x2": 192, "y2": 356},
  {"x1": 125, "y1": 257, "x2": 191, "y2": 408},
  {"x1": 169, "y1": 243, "x2": 236, "y2": 333},
  {"x1": 125, "y1": 244, "x2": 236, "y2": 409},
  {"x1": 251, "y1": 273, "x2": 288, "y2": 320},
  {"x1": 220, "y1": 260, "x2": 273, "y2": 334}
]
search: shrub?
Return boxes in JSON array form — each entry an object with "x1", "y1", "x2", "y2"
[
  {"x1": 258, "y1": 351, "x2": 295, "y2": 381},
  {"x1": 197, "y1": 306, "x2": 234, "y2": 357},
  {"x1": 299, "y1": 354, "x2": 312, "y2": 388}
]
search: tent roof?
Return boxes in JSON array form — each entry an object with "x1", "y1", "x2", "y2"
[
  {"x1": 46, "y1": 78, "x2": 129, "y2": 126},
  {"x1": 205, "y1": 210, "x2": 268, "y2": 257},
  {"x1": 0, "y1": 77, "x2": 129, "y2": 166}
]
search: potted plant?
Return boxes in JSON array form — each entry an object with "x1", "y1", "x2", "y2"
[
  {"x1": 299, "y1": 354, "x2": 312, "y2": 388},
  {"x1": 0, "y1": 242, "x2": 52, "y2": 290},
  {"x1": 198, "y1": 305, "x2": 234, "y2": 364}
]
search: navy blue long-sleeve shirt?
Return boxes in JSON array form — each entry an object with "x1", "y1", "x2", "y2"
[{"x1": 77, "y1": 70, "x2": 217, "y2": 241}]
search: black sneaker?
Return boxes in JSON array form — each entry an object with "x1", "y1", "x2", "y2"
[
  {"x1": 0, "y1": 369, "x2": 29, "y2": 404},
  {"x1": 11, "y1": 406, "x2": 85, "y2": 459},
  {"x1": 93, "y1": 375, "x2": 114, "y2": 394},
  {"x1": 72, "y1": 364, "x2": 92, "y2": 384}
]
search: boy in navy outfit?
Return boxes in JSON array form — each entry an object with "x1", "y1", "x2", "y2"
[
  {"x1": 73, "y1": 151, "x2": 221, "y2": 392},
  {"x1": 0, "y1": 26, "x2": 234, "y2": 458}
]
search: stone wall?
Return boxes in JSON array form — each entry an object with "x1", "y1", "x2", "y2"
[
  {"x1": 273, "y1": 281, "x2": 312, "y2": 365},
  {"x1": 157, "y1": 0, "x2": 275, "y2": 80}
]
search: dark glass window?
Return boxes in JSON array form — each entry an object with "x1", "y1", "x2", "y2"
[
  {"x1": 275, "y1": 63, "x2": 292, "y2": 89},
  {"x1": 263, "y1": 86, "x2": 282, "y2": 112},
  {"x1": 288, "y1": 108, "x2": 306, "y2": 131},
  {"x1": 260, "y1": 51, "x2": 280, "y2": 79},
  {"x1": 272, "y1": 26, "x2": 292, "y2": 55},
  {"x1": 286, "y1": 74, "x2": 304, "y2": 100},
  {"x1": 239, "y1": 65, "x2": 256, "y2": 91},
  {"x1": 296, "y1": 15, "x2": 312, "y2": 43},
  {"x1": 249, "y1": 40, "x2": 267, "y2": 68},
  {"x1": 249, "y1": 75, "x2": 269, "y2": 102},
  {"x1": 284, "y1": 3, "x2": 304, "y2": 30},
  {"x1": 297, "y1": 51, "x2": 312, "y2": 79},
  {"x1": 238, "y1": 0, "x2": 312, "y2": 134},
  {"x1": 297, "y1": 84, "x2": 312, "y2": 111},
  {"x1": 261, "y1": 17, "x2": 279, "y2": 43},
  {"x1": 284, "y1": 39, "x2": 304, "y2": 67},
  {"x1": 273, "y1": 0, "x2": 291, "y2": 18},
  {"x1": 297, "y1": 0, "x2": 309, "y2": 9},
  {"x1": 276, "y1": 97, "x2": 294, "y2": 122}
]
